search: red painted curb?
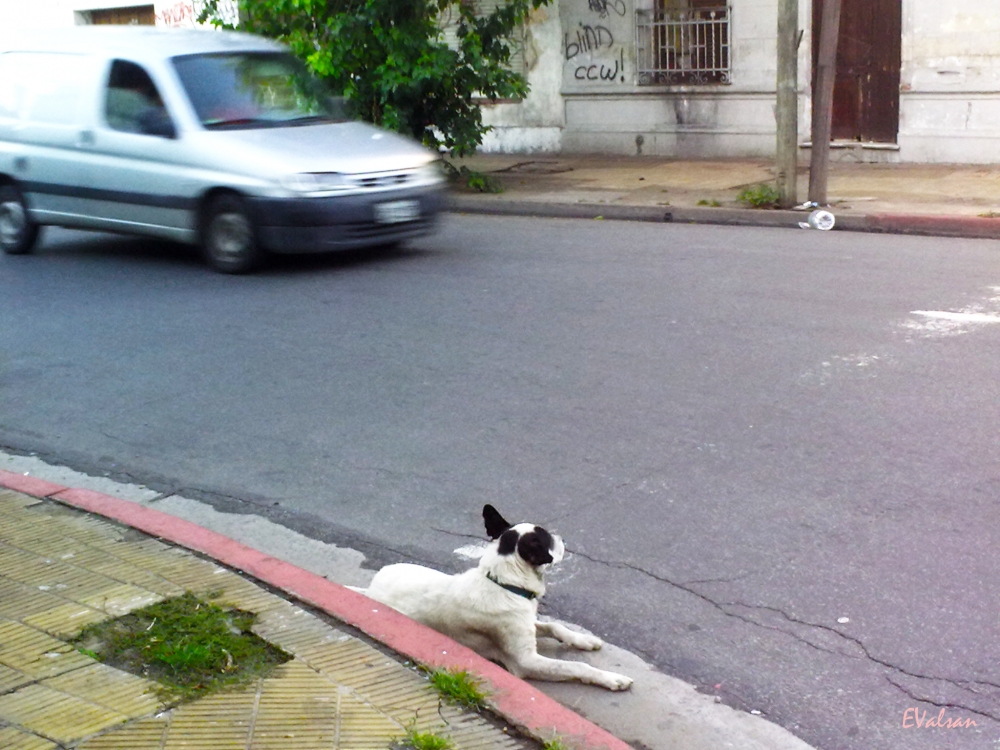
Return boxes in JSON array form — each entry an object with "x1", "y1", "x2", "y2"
[
  {"x1": 867, "y1": 213, "x2": 1000, "y2": 239},
  {"x1": 0, "y1": 469, "x2": 68, "y2": 498},
  {"x1": 0, "y1": 476, "x2": 631, "y2": 750}
]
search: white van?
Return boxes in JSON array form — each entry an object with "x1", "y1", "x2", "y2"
[{"x1": 0, "y1": 26, "x2": 446, "y2": 272}]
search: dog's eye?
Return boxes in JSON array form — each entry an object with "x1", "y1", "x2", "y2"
[{"x1": 517, "y1": 532, "x2": 554, "y2": 566}]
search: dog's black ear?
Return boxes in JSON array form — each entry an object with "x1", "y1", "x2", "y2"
[
  {"x1": 483, "y1": 504, "x2": 512, "y2": 539},
  {"x1": 517, "y1": 528, "x2": 554, "y2": 567}
]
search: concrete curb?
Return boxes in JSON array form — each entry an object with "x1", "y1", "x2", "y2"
[
  {"x1": 0, "y1": 468, "x2": 632, "y2": 750},
  {"x1": 448, "y1": 195, "x2": 1000, "y2": 240},
  {"x1": 865, "y1": 212, "x2": 1000, "y2": 239}
]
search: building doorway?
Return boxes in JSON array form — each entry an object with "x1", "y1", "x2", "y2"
[
  {"x1": 89, "y1": 5, "x2": 156, "y2": 24},
  {"x1": 813, "y1": 0, "x2": 901, "y2": 143}
]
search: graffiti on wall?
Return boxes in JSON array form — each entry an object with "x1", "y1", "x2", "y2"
[
  {"x1": 563, "y1": 0, "x2": 628, "y2": 84},
  {"x1": 155, "y1": 0, "x2": 239, "y2": 28},
  {"x1": 587, "y1": 0, "x2": 626, "y2": 18},
  {"x1": 155, "y1": 0, "x2": 196, "y2": 27},
  {"x1": 564, "y1": 24, "x2": 614, "y2": 59},
  {"x1": 573, "y1": 48, "x2": 625, "y2": 81}
]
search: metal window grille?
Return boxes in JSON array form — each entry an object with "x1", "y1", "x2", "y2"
[{"x1": 636, "y1": 5, "x2": 731, "y2": 85}]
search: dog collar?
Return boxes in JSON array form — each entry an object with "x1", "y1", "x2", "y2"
[{"x1": 486, "y1": 572, "x2": 538, "y2": 600}]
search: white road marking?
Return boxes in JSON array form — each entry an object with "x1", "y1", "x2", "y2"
[
  {"x1": 910, "y1": 310, "x2": 1000, "y2": 323},
  {"x1": 453, "y1": 542, "x2": 487, "y2": 559}
]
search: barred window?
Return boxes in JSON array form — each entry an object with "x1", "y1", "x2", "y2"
[{"x1": 636, "y1": 2, "x2": 731, "y2": 85}]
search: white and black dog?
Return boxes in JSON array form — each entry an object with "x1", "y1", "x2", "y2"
[{"x1": 354, "y1": 505, "x2": 633, "y2": 691}]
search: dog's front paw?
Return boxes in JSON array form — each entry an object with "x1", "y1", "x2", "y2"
[
  {"x1": 598, "y1": 671, "x2": 633, "y2": 691},
  {"x1": 573, "y1": 633, "x2": 604, "y2": 651}
]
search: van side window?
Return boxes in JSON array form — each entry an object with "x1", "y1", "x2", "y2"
[{"x1": 104, "y1": 60, "x2": 172, "y2": 135}]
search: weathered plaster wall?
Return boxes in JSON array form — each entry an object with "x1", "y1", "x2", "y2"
[
  {"x1": 558, "y1": 0, "x2": 785, "y2": 156},
  {"x1": 1, "y1": 0, "x2": 78, "y2": 27},
  {"x1": 899, "y1": 2, "x2": 1000, "y2": 162},
  {"x1": 8, "y1": 0, "x2": 998, "y2": 163},
  {"x1": 0, "y1": 0, "x2": 226, "y2": 29},
  {"x1": 484, "y1": 0, "x2": 797, "y2": 157},
  {"x1": 560, "y1": 0, "x2": 633, "y2": 93},
  {"x1": 480, "y1": 2, "x2": 566, "y2": 153}
]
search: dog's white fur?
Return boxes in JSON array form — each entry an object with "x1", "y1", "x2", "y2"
[{"x1": 354, "y1": 506, "x2": 633, "y2": 691}]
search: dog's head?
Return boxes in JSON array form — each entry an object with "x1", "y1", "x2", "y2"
[{"x1": 483, "y1": 504, "x2": 565, "y2": 568}]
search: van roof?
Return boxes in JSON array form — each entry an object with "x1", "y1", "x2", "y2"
[{"x1": 0, "y1": 26, "x2": 285, "y2": 60}]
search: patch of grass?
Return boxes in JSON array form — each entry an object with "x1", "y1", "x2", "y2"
[
  {"x1": 979, "y1": 211, "x2": 1000, "y2": 218},
  {"x1": 71, "y1": 592, "x2": 290, "y2": 702},
  {"x1": 543, "y1": 739, "x2": 572, "y2": 750},
  {"x1": 395, "y1": 724, "x2": 454, "y2": 750},
  {"x1": 422, "y1": 668, "x2": 489, "y2": 710},
  {"x1": 697, "y1": 199, "x2": 722, "y2": 207},
  {"x1": 736, "y1": 183, "x2": 780, "y2": 209},
  {"x1": 443, "y1": 162, "x2": 503, "y2": 194}
]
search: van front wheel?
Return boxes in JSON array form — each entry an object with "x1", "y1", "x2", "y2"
[
  {"x1": 0, "y1": 185, "x2": 41, "y2": 255},
  {"x1": 202, "y1": 194, "x2": 261, "y2": 274}
]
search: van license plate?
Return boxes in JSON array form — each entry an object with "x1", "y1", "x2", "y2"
[{"x1": 374, "y1": 200, "x2": 420, "y2": 224}]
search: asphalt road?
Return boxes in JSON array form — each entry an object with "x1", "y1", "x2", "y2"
[{"x1": 2, "y1": 216, "x2": 999, "y2": 750}]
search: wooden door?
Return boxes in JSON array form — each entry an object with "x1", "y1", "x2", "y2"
[
  {"x1": 813, "y1": 0, "x2": 901, "y2": 143},
  {"x1": 90, "y1": 5, "x2": 156, "y2": 25}
]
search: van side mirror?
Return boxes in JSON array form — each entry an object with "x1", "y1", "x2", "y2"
[{"x1": 138, "y1": 108, "x2": 177, "y2": 139}]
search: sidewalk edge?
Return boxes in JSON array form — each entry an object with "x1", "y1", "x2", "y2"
[
  {"x1": 0, "y1": 469, "x2": 632, "y2": 750},
  {"x1": 448, "y1": 195, "x2": 1000, "y2": 239}
]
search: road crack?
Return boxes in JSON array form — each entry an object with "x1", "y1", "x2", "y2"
[
  {"x1": 569, "y1": 547, "x2": 1000, "y2": 719},
  {"x1": 886, "y1": 675, "x2": 999, "y2": 723}
]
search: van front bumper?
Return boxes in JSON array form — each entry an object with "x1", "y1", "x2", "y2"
[{"x1": 248, "y1": 186, "x2": 446, "y2": 253}]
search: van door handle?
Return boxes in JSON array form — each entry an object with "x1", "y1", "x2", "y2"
[{"x1": 78, "y1": 129, "x2": 95, "y2": 147}]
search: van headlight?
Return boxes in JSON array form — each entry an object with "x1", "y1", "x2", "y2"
[
  {"x1": 280, "y1": 173, "x2": 349, "y2": 194},
  {"x1": 419, "y1": 161, "x2": 447, "y2": 184}
]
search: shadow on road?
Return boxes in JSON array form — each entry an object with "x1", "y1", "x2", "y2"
[{"x1": 22, "y1": 227, "x2": 439, "y2": 276}]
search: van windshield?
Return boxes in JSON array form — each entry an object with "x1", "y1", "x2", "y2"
[{"x1": 171, "y1": 52, "x2": 349, "y2": 129}]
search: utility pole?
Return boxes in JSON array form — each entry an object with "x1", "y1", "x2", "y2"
[
  {"x1": 776, "y1": 0, "x2": 799, "y2": 208},
  {"x1": 808, "y1": 0, "x2": 843, "y2": 205}
]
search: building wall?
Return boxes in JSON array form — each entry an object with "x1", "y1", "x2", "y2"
[
  {"x1": 480, "y1": 3, "x2": 567, "y2": 152},
  {"x1": 899, "y1": 2, "x2": 1000, "y2": 162},
  {"x1": 487, "y1": 0, "x2": 798, "y2": 157},
  {"x1": 0, "y1": 0, "x2": 227, "y2": 29},
  {"x1": 1, "y1": 0, "x2": 79, "y2": 27},
  {"x1": 4, "y1": 0, "x2": 998, "y2": 163},
  {"x1": 562, "y1": 0, "x2": 791, "y2": 156},
  {"x1": 481, "y1": 0, "x2": 1000, "y2": 164}
]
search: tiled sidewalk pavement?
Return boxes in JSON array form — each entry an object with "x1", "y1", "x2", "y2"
[{"x1": 0, "y1": 489, "x2": 534, "y2": 750}]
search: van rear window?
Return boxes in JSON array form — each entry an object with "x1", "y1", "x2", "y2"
[
  {"x1": 0, "y1": 52, "x2": 88, "y2": 125},
  {"x1": 171, "y1": 52, "x2": 348, "y2": 130}
]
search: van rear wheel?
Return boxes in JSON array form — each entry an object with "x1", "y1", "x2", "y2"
[
  {"x1": 202, "y1": 194, "x2": 261, "y2": 274},
  {"x1": 0, "y1": 185, "x2": 40, "y2": 255}
]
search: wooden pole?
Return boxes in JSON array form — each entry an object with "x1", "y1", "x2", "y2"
[
  {"x1": 776, "y1": 0, "x2": 799, "y2": 208},
  {"x1": 808, "y1": 0, "x2": 842, "y2": 205}
]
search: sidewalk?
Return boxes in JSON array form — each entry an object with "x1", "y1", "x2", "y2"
[
  {"x1": 0, "y1": 471, "x2": 625, "y2": 750},
  {"x1": 448, "y1": 154, "x2": 1000, "y2": 240},
  {"x1": 0, "y1": 456, "x2": 821, "y2": 750}
]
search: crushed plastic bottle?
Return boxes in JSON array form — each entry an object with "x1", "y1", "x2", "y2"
[
  {"x1": 799, "y1": 209, "x2": 836, "y2": 230},
  {"x1": 808, "y1": 209, "x2": 836, "y2": 231}
]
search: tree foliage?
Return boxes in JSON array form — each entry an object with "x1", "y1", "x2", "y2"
[{"x1": 200, "y1": 0, "x2": 550, "y2": 155}]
